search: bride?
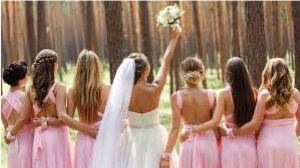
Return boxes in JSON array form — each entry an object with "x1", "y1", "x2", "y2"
[{"x1": 90, "y1": 25, "x2": 182, "y2": 168}]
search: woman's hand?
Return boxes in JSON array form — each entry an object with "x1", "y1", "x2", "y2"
[
  {"x1": 171, "y1": 25, "x2": 182, "y2": 40},
  {"x1": 4, "y1": 135, "x2": 13, "y2": 144},
  {"x1": 219, "y1": 127, "x2": 227, "y2": 136},
  {"x1": 87, "y1": 128, "x2": 98, "y2": 139},
  {"x1": 180, "y1": 131, "x2": 189, "y2": 142},
  {"x1": 160, "y1": 159, "x2": 170, "y2": 168},
  {"x1": 33, "y1": 117, "x2": 43, "y2": 127}
]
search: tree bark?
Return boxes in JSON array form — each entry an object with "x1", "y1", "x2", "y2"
[
  {"x1": 245, "y1": 2, "x2": 267, "y2": 88},
  {"x1": 104, "y1": 1, "x2": 124, "y2": 83},
  {"x1": 138, "y1": 1, "x2": 154, "y2": 83},
  {"x1": 217, "y1": 2, "x2": 227, "y2": 84},
  {"x1": 25, "y1": 1, "x2": 36, "y2": 65},
  {"x1": 292, "y1": 1, "x2": 300, "y2": 90},
  {"x1": 37, "y1": 1, "x2": 48, "y2": 51},
  {"x1": 232, "y1": 1, "x2": 240, "y2": 57},
  {"x1": 85, "y1": 2, "x2": 98, "y2": 51},
  {"x1": 273, "y1": 1, "x2": 282, "y2": 58}
]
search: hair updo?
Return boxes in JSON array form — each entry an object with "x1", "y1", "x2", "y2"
[
  {"x1": 32, "y1": 49, "x2": 58, "y2": 107},
  {"x1": 181, "y1": 57, "x2": 205, "y2": 85},
  {"x1": 3, "y1": 61, "x2": 28, "y2": 86},
  {"x1": 128, "y1": 53, "x2": 149, "y2": 84}
]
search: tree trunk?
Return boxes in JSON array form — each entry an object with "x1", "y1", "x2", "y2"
[
  {"x1": 292, "y1": 1, "x2": 300, "y2": 90},
  {"x1": 245, "y1": 2, "x2": 267, "y2": 88},
  {"x1": 273, "y1": 1, "x2": 282, "y2": 58},
  {"x1": 25, "y1": 1, "x2": 36, "y2": 66},
  {"x1": 85, "y1": 2, "x2": 98, "y2": 51},
  {"x1": 104, "y1": 1, "x2": 124, "y2": 83},
  {"x1": 193, "y1": 1, "x2": 207, "y2": 88},
  {"x1": 232, "y1": 1, "x2": 240, "y2": 57},
  {"x1": 139, "y1": 1, "x2": 154, "y2": 83},
  {"x1": 217, "y1": 2, "x2": 226, "y2": 84},
  {"x1": 37, "y1": 1, "x2": 48, "y2": 51}
]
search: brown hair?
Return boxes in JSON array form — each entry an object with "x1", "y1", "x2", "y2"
[
  {"x1": 225, "y1": 57, "x2": 256, "y2": 127},
  {"x1": 32, "y1": 49, "x2": 58, "y2": 107},
  {"x1": 260, "y1": 58, "x2": 293, "y2": 109},
  {"x1": 181, "y1": 57, "x2": 205, "y2": 85},
  {"x1": 73, "y1": 49, "x2": 103, "y2": 123},
  {"x1": 128, "y1": 53, "x2": 149, "y2": 84}
]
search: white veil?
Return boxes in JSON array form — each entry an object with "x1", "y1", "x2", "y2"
[{"x1": 90, "y1": 58, "x2": 135, "y2": 168}]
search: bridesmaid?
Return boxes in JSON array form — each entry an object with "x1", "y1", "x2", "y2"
[
  {"x1": 10, "y1": 49, "x2": 73, "y2": 168},
  {"x1": 66, "y1": 50, "x2": 110, "y2": 168},
  {"x1": 234, "y1": 58, "x2": 300, "y2": 168},
  {"x1": 161, "y1": 57, "x2": 220, "y2": 168},
  {"x1": 1, "y1": 61, "x2": 33, "y2": 168},
  {"x1": 181, "y1": 57, "x2": 257, "y2": 168}
]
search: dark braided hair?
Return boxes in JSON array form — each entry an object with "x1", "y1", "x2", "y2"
[
  {"x1": 128, "y1": 53, "x2": 149, "y2": 84},
  {"x1": 3, "y1": 61, "x2": 28, "y2": 86},
  {"x1": 32, "y1": 49, "x2": 58, "y2": 107}
]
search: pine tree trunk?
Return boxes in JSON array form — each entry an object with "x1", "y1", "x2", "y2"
[
  {"x1": 217, "y1": 2, "x2": 226, "y2": 84},
  {"x1": 245, "y1": 2, "x2": 267, "y2": 88},
  {"x1": 292, "y1": 1, "x2": 300, "y2": 90},
  {"x1": 37, "y1": 1, "x2": 48, "y2": 51},
  {"x1": 25, "y1": 1, "x2": 36, "y2": 65},
  {"x1": 273, "y1": 1, "x2": 282, "y2": 58},
  {"x1": 85, "y1": 2, "x2": 98, "y2": 51},
  {"x1": 104, "y1": 1, "x2": 124, "y2": 83},
  {"x1": 232, "y1": 1, "x2": 240, "y2": 57}
]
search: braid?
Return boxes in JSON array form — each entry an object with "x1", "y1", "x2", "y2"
[{"x1": 32, "y1": 49, "x2": 58, "y2": 107}]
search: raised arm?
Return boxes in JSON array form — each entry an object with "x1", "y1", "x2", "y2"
[
  {"x1": 160, "y1": 93, "x2": 181, "y2": 168},
  {"x1": 293, "y1": 89, "x2": 300, "y2": 136},
  {"x1": 153, "y1": 25, "x2": 182, "y2": 88},
  {"x1": 58, "y1": 86, "x2": 97, "y2": 138},
  {"x1": 233, "y1": 91, "x2": 268, "y2": 136}
]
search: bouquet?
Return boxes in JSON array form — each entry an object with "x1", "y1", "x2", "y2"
[{"x1": 156, "y1": 4, "x2": 185, "y2": 28}]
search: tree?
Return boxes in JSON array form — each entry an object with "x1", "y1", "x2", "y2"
[
  {"x1": 232, "y1": 1, "x2": 240, "y2": 57},
  {"x1": 25, "y1": 1, "x2": 36, "y2": 65},
  {"x1": 292, "y1": 1, "x2": 300, "y2": 90},
  {"x1": 84, "y1": 1, "x2": 98, "y2": 51},
  {"x1": 273, "y1": 1, "x2": 282, "y2": 58},
  {"x1": 104, "y1": 1, "x2": 124, "y2": 82},
  {"x1": 37, "y1": 1, "x2": 48, "y2": 51},
  {"x1": 138, "y1": 1, "x2": 154, "y2": 83},
  {"x1": 217, "y1": 2, "x2": 227, "y2": 84},
  {"x1": 245, "y1": 2, "x2": 267, "y2": 88}
]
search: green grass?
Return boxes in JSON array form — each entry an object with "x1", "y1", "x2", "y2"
[{"x1": 1, "y1": 65, "x2": 300, "y2": 167}]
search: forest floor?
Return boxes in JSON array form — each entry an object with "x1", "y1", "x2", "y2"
[{"x1": 1, "y1": 66, "x2": 299, "y2": 167}]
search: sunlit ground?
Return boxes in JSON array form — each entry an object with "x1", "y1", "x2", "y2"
[{"x1": 1, "y1": 64, "x2": 299, "y2": 167}]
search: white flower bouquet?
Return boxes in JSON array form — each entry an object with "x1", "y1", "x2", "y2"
[{"x1": 156, "y1": 4, "x2": 185, "y2": 28}]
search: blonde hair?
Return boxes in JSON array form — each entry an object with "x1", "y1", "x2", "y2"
[
  {"x1": 181, "y1": 57, "x2": 205, "y2": 86},
  {"x1": 73, "y1": 49, "x2": 103, "y2": 123},
  {"x1": 259, "y1": 58, "x2": 293, "y2": 109}
]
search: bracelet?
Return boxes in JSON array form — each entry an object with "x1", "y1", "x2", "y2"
[
  {"x1": 6, "y1": 131, "x2": 16, "y2": 141},
  {"x1": 226, "y1": 128, "x2": 235, "y2": 138},
  {"x1": 162, "y1": 152, "x2": 171, "y2": 161},
  {"x1": 41, "y1": 117, "x2": 48, "y2": 130}
]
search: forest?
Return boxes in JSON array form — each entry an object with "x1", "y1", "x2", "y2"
[{"x1": 1, "y1": 1, "x2": 300, "y2": 93}]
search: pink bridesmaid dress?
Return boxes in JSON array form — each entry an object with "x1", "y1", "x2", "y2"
[
  {"x1": 32, "y1": 81, "x2": 73, "y2": 168},
  {"x1": 2, "y1": 90, "x2": 34, "y2": 168},
  {"x1": 178, "y1": 90, "x2": 220, "y2": 168},
  {"x1": 73, "y1": 112, "x2": 103, "y2": 168},
  {"x1": 220, "y1": 86, "x2": 257, "y2": 168},
  {"x1": 257, "y1": 90, "x2": 299, "y2": 168}
]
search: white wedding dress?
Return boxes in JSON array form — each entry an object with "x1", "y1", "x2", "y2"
[
  {"x1": 90, "y1": 58, "x2": 178, "y2": 168},
  {"x1": 120, "y1": 109, "x2": 179, "y2": 168}
]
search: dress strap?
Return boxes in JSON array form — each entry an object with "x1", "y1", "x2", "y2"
[
  {"x1": 177, "y1": 91, "x2": 183, "y2": 110},
  {"x1": 2, "y1": 90, "x2": 24, "y2": 119}
]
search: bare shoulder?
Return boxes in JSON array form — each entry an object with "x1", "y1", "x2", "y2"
[
  {"x1": 292, "y1": 88, "x2": 300, "y2": 101},
  {"x1": 55, "y1": 82, "x2": 67, "y2": 93},
  {"x1": 218, "y1": 88, "x2": 229, "y2": 98},
  {"x1": 258, "y1": 89, "x2": 270, "y2": 99}
]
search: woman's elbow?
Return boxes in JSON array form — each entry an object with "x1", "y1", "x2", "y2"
[
  {"x1": 211, "y1": 120, "x2": 220, "y2": 129},
  {"x1": 58, "y1": 112, "x2": 69, "y2": 123}
]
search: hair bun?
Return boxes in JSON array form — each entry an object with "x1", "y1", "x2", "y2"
[
  {"x1": 183, "y1": 71, "x2": 202, "y2": 84},
  {"x1": 3, "y1": 61, "x2": 28, "y2": 86}
]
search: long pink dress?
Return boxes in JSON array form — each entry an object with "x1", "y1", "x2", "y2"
[
  {"x1": 32, "y1": 81, "x2": 73, "y2": 168},
  {"x1": 257, "y1": 90, "x2": 299, "y2": 168},
  {"x1": 2, "y1": 90, "x2": 34, "y2": 168},
  {"x1": 178, "y1": 90, "x2": 220, "y2": 168},
  {"x1": 220, "y1": 86, "x2": 257, "y2": 168},
  {"x1": 73, "y1": 112, "x2": 102, "y2": 168}
]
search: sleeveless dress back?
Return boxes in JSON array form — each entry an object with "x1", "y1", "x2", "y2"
[
  {"x1": 32, "y1": 82, "x2": 73, "y2": 168},
  {"x1": 178, "y1": 89, "x2": 220, "y2": 168},
  {"x1": 120, "y1": 109, "x2": 179, "y2": 168},
  {"x1": 2, "y1": 90, "x2": 33, "y2": 168},
  {"x1": 74, "y1": 112, "x2": 103, "y2": 168},
  {"x1": 220, "y1": 86, "x2": 257, "y2": 168},
  {"x1": 257, "y1": 89, "x2": 299, "y2": 168}
]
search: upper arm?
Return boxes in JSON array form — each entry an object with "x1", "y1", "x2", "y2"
[
  {"x1": 293, "y1": 89, "x2": 300, "y2": 124},
  {"x1": 170, "y1": 93, "x2": 181, "y2": 130},
  {"x1": 212, "y1": 90, "x2": 226, "y2": 123},
  {"x1": 55, "y1": 84, "x2": 67, "y2": 117},
  {"x1": 67, "y1": 88, "x2": 76, "y2": 118},
  {"x1": 248, "y1": 90, "x2": 268, "y2": 128},
  {"x1": 1, "y1": 113, "x2": 8, "y2": 130}
]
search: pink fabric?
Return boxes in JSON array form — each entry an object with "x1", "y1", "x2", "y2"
[
  {"x1": 32, "y1": 82, "x2": 73, "y2": 168},
  {"x1": 2, "y1": 90, "x2": 34, "y2": 168},
  {"x1": 180, "y1": 128, "x2": 220, "y2": 168},
  {"x1": 178, "y1": 90, "x2": 219, "y2": 168},
  {"x1": 220, "y1": 85, "x2": 257, "y2": 168}
]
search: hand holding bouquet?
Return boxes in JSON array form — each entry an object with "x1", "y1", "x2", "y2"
[{"x1": 156, "y1": 4, "x2": 185, "y2": 28}]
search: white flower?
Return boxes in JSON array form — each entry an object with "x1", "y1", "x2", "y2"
[{"x1": 156, "y1": 4, "x2": 185, "y2": 28}]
